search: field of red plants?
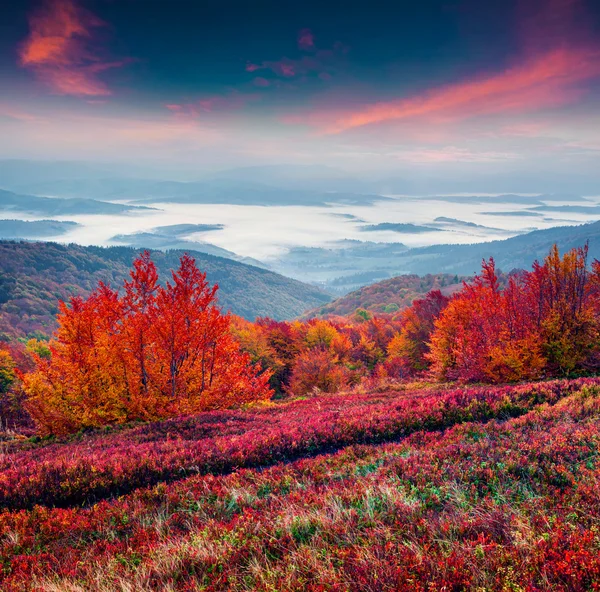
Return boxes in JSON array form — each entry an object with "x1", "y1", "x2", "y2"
[{"x1": 2, "y1": 376, "x2": 600, "y2": 590}]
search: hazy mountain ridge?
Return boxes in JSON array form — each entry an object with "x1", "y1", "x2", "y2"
[
  {"x1": 0, "y1": 188, "x2": 154, "y2": 216},
  {"x1": 110, "y1": 230, "x2": 267, "y2": 268},
  {"x1": 0, "y1": 219, "x2": 79, "y2": 238},
  {"x1": 387, "y1": 220, "x2": 600, "y2": 275},
  {"x1": 2, "y1": 160, "x2": 600, "y2": 196},
  {"x1": 301, "y1": 221, "x2": 599, "y2": 318},
  {"x1": 272, "y1": 221, "x2": 600, "y2": 290}
]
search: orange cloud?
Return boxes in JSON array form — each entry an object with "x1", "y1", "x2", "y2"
[
  {"x1": 19, "y1": 0, "x2": 127, "y2": 96},
  {"x1": 305, "y1": 46, "x2": 600, "y2": 134}
]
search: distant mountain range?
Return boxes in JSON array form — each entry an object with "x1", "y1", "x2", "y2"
[
  {"x1": 0, "y1": 241, "x2": 331, "y2": 339},
  {"x1": 8, "y1": 178, "x2": 390, "y2": 207},
  {"x1": 0, "y1": 189, "x2": 153, "y2": 216},
  {"x1": 273, "y1": 221, "x2": 600, "y2": 291},
  {"x1": 1, "y1": 221, "x2": 598, "y2": 340},
  {"x1": 302, "y1": 221, "x2": 599, "y2": 318},
  {"x1": 2, "y1": 159, "x2": 600, "y2": 195},
  {"x1": 377, "y1": 220, "x2": 600, "y2": 276},
  {"x1": 0, "y1": 161, "x2": 374, "y2": 196},
  {"x1": 1, "y1": 160, "x2": 598, "y2": 298}
]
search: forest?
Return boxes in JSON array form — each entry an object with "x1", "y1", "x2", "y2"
[{"x1": 1, "y1": 242, "x2": 598, "y2": 436}]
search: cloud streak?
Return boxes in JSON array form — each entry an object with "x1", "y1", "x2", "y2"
[
  {"x1": 19, "y1": 0, "x2": 127, "y2": 96},
  {"x1": 301, "y1": 46, "x2": 600, "y2": 134},
  {"x1": 0, "y1": 103, "x2": 43, "y2": 123},
  {"x1": 393, "y1": 146, "x2": 519, "y2": 163}
]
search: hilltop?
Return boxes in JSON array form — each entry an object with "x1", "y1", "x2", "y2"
[
  {"x1": 305, "y1": 273, "x2": 464, "y2": 318},
  {"x1": 0, "y1": 188, "x2": 153, "y2": 216}
]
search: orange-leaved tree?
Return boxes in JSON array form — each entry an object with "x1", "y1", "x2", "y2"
[
  {"x1": 23, "y1": 252, "x2": 272, "y2": 435},
  {"x1": 387, "y1": 290, "x2": 449, "y2": 375},
  {"x1": 526, "y1": 244, "x2": 597, "y2": 374}
]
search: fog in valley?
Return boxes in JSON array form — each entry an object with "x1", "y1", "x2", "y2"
[{"x1": 1, "y1": 161, "x2": 599, "y2": 292}]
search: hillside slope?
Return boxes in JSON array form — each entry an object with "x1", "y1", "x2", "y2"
[
  {"x1": 0, "y1": 241, "x2": 331, "y2": 338},
  {"x1": 305, "y1": 273, "x2": 464, "y2": 318},
  {"x1": 2, "y1": 378, "x2": 599, "y2": 590}
]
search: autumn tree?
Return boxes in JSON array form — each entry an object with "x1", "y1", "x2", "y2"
[
  {"x1": 23, "y1": 253, "x2": 272, "y2": 435},
  {"x1": 428, "y1": 259, "x2": 504, "y2": 382},
  {"x1": 527, "y1": 244, "x2": 597, "y2": 374},
  {"x1": 121, "y1": 253, "x2": 158, "y2": 412},
  {"x1": 428, "y1": 245, "x2": 599, "y2": 383},
  {"x1": 24, "y1": 291, "x2": 134, "y2": 433},
  {"x1": 0, "y1": 349, "x2": 15, "y2": 395},
  {"x1": 387, "y1": 290, "x2": 449, "y2": 375},
  {"x1": 287, "y1": 348, "x2": 348, "y2": 396}
]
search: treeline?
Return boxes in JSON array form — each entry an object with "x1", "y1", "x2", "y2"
[
  {"x1": 232, "y1": 244, "x2": 600, "y2": 392},
  {"x1": 1, "y1": 243, "x2": 599, "y2": 436},
  {"x1": 428, "y1": 245, "x2": 598, "y2": 381}
]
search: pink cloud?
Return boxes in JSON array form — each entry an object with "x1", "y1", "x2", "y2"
[
  {"x1": 0, "y1": 104, "x2": 42, "y2": 122},
  {"x1": 393, "y1": 147, "x2": 519, "y2": 163},
  {"x1": 564, "y1": 140, "x2": 600, "y2": 152},
  {"x1": 253, "y1": 77, "x2": 271, "y2": 87},
  {"x1": 18, "y1": 0, "x2": 128, "y2": 96},
  {"x1": 497, "y1": 122, "x2": 549, "y2": 138},
  {"x1": 298, "y1": 29, "x2": 315, "y2": 51},
  {"x1": 249, "y1": 58, "x2": 298, "y2": 78},
  {"x1": 294, "y1": 46, "x2": 600, "y2": 134},
  {"x1": 246, "y1": 31, "x2": 347, "y2": 82}
]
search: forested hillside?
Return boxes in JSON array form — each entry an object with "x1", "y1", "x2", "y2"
[
  {"x1": 0, "y1": 241, "x2": 331, "y2": 338},
  {"x1": 305, "y1": 273, "x2": 464, "y2": 318}
]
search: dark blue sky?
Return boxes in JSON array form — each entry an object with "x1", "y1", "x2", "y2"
[
  {"x1": 1, "y1": 0, "x2": 600, "y2": 180},
  {"x1": 0, "y1": 0, "x2": 525, "y2": 96}
]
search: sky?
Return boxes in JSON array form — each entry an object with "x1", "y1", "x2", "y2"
[{"x1": 1, "y1": 0, "x2": 600, "y2": 185}]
